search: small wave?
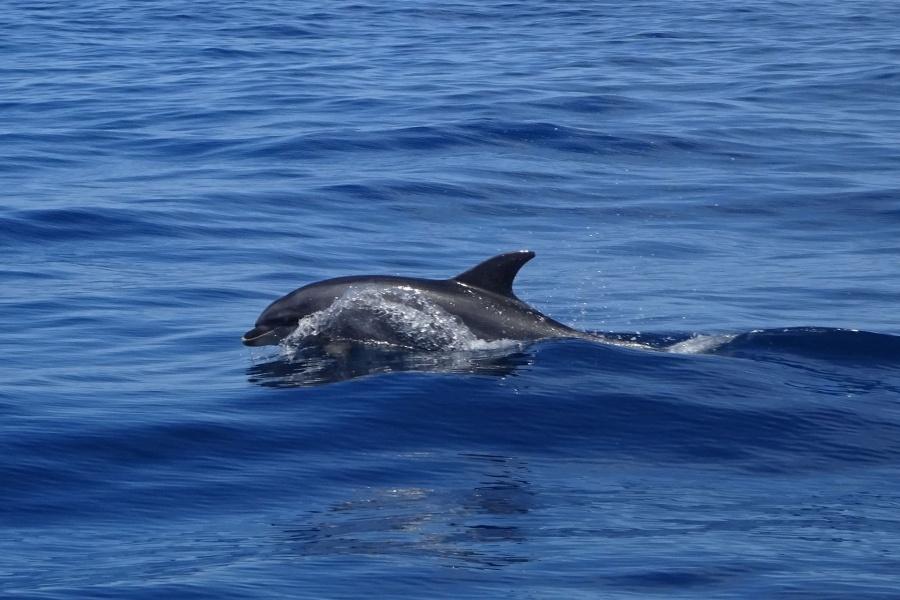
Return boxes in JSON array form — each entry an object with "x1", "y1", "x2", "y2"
[
  {"x1": 664, "y1": 328, "x2": 900, "y2": 365},
  {"x1": 232, "y1": 119, "x2": 727, "y2": 161},
  {"x1": 710, "y1": 327, "x2": 900, "y2": 365},
  {"x1": 0, "y1": 207, "x2": 180, "y2": 245}
]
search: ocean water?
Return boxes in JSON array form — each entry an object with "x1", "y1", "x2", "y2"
[{"x1": 3, "y1": 0, "x2": 900, "y2": 597}]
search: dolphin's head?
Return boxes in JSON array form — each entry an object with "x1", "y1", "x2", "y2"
[{"x1": 242, "y1": 289, "x2": 315, "y2": 347}]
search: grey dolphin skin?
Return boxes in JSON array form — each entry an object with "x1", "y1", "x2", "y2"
[{"x1": 242, "y1": 250, "x2": 596, "y2": 347}]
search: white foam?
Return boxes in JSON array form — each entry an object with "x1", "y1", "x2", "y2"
[
  {"x1": 665, "y1": 333, "x2": 736, "y2": 354},
  {"x1": 282, "y1": 285, "x2": 520, "y2": 353}
]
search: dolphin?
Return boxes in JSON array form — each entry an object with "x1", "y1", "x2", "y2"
[{"x1": 242, "y1": 250, "x2": 602, "y2": 348}]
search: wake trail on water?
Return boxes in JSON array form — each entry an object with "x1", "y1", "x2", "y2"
[
  {"x1": 665, "y1": 334, "x2": 738, "y2": 354},
  {"x1": 246, "y1": 289, "x2": 899, "y2": 388},
  {"x1": 271, "y1": 288, "x2": 900, "y2": 362}
]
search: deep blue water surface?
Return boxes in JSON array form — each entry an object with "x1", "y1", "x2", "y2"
[{"x1": 3, "y1": 1, "x2": 900, "y2": 597}]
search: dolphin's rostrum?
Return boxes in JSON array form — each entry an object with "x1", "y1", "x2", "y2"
[{"x1": 242, "y1": 250, "x2": 597, "y2": 348}]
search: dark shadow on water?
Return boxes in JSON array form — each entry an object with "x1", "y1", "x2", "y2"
[
  {"x1": 274, "y1": 453, "x2": 534, "y2": 569},
  {"x1": 246, "y1": 342, "x2": 535, "y2": 388}
]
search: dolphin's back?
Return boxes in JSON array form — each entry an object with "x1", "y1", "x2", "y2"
[{"x1": 245, "y1": 251, "x2": 591, "y2": 347}]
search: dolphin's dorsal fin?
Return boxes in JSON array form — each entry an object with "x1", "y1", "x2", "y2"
[{"x1": 452, "y1": 250, "x2": 535, "y2": 297}]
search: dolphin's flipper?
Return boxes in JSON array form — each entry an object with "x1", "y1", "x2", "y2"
[{"x1": 452, "y1": 250, "x2": 536, "y2": 298}]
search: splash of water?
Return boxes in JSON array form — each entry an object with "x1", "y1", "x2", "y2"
[
  {"x1": 282, "y1": 285, "x2": 520, "y2": 353},
  {"x1": 666, "y1": 333, "x2": 737, "y2": 354}
]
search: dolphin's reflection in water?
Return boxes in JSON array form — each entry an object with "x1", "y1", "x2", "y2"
[
  {"x1": 275, "y1": 454, "x2": 534, "y2": 569},
  {"x1": 247, "y1": 342, "x2": 535, "y2": 388}
]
